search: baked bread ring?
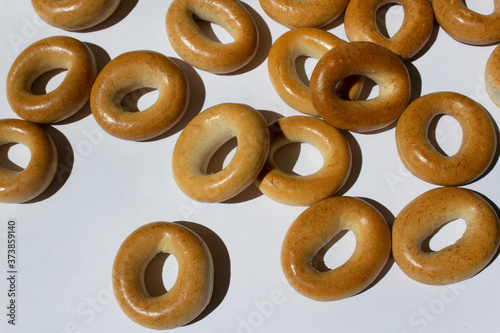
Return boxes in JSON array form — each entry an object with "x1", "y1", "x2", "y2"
[
  {"x1": 112, "y1": 222, "x2": 214, "y2": 329},
  {"x1": 485, "y1": 43, "x2": 500, "y2": 108},
  {"x1": 268, "y1": 28, "x2": 364, "y2": 116},
  {"x1": 6, "y1": 36, "x2": 97, "y2": 124},
  {"x1": 259, "y1": 0, "x2": 349, "y2": 28},
  {"x1": 395, "y1": 92, "x2": 496, "y2": 186},
  {"x1": 31, "y1": 0, "x2": 121, "y2": 31},
  {"x1": 90, "y1": 50, "x2": 189, "y2": 141},
  {"x1": 344, "y1": 0, "x2": 434, "y2": 59},
  {"x1": 0, "y1": 119, "x2": 58, "y2": 203},
  {"x1": 432, "y1": 0, "x2": 500, "y2": 45},
  {"x1": 172, "y1": 103, "x2": 270, "y2": 203},
  {"x1": 254, "y1": 116, "x2": 351, "y2": 206},
  {"x1": 281, "y1": 196, "x2": 391, "y2": 301},
  {"x1": 166, "y1": 0, "x2": 259, "y2": 74},
  {"x1": 310, "y1": 41, "x2": 410, "y2": 132},
  {"x1": 392, "y1": 187, "x2": 500, "y2": 285}
]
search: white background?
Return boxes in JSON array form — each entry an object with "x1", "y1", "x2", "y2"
[{"x1": 0, "y1": 1, "x2": 500, "y2": 332}]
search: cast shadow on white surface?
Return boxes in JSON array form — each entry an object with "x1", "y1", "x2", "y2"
[
  {"x1": 321, "y1": 9, "x2": 346, "y2": 31},
  {"x1": 51, "y1": 43, "x2": 112, "y2": 125},
  {"x1": 408, "y1": 20, "x2": 440, "y2": 62},
  {"x1": 177, "y1": 221, "x2": 231, "y2": 326},
  {"x1": 140, "y1": 222, "x2": 230, "y2": 326},
  {"x1": 76, "y1": 0, "x2": 139, "y2": 33},
  {"x1": 357, "y1": 197, "x2": 396, "y2": 294},
  {"x1": 336, "y1": 130, "x2": 362, "y2": 196},
  {"x1": 471, "y1": 109, "x2": 500, "y2": 183},
  {"x1": 25, "y1": 126, "x2": 73, "y2": 203},
  {"x1": 228, "y1": 2, "x2": 273, "y2": 76},
  {"x1": 472, "y1": 193, "x2": 500, "y2": 277},
  {"x1": 142, "y1": 57, "x2": 206, "y2": 142}
]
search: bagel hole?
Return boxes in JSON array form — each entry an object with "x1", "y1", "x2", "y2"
[
  {"x1": 295, "y1": 56, "x2": 318, "y2": 87},
  {"x1": 274, "y1": 142, "x2": 322, "y2": 176},
  {"x1": 31, "y1": 68, "x2": 67, "y2": 95},
  {"x1": 193, "y1": 16, "x2": 235, "y2": 44},
  {"x1": 356, "y1": 77, "x2": 380, "y2": 101},
  {"x1": 334, "y1": 75, "x2": 365, "y2": 101},
  {"x1": 428, "y1": 115, "x2": 463, "y2": 157},
  {"x1": 0, "y1": 143, "x2": 31, "y2": 172},
  {"x1": 143, "y1": 252, "x2": 179, "y2": 297},
  {"x1": 422, "y1": 218, "x2": 467, "y2": 252},
  {"x1": 461, "y1": 0, "x2": 494, "y2": 15},
  {"x1": 206, "y1": 137, "x2": 237, "y2": 174},
  {"x1": 311, "y1": 230, "x2": 356, "y2": 272},
  {"x1": 375, "y1": 3, "x2": 404, "y2": 39},
  {"x1": 121, "y1": 88, "x2": 159, "y2": 113}
]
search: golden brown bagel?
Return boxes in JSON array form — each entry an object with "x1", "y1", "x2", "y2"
[
  {"x1": 90, "y1": 50, "x2": 189, "y2": 141},
  {"x1": 395, "y1": 92, "x2": 496, "y2": 186},
  {"x1": 0, "y1": 119, "x2": 57, "y2": 203},
  {"x1": 255, "y1": 116, "x2": 351, "y2": 206},
  {"x1": 259, "y1": 0, "x2": 349, "y2": 28},
  {"x1": 485, "y1": 43, "x2": 500, "y2": 108},
  {"x1": 166, "y1": 0, "x2": 259, "y2": 74},
  {"x1": 344, "y1": 0, "x2": 434, "y2": 59},
  {"x1": 112, "y1": 222, "x2": 214, "y2": 329},
  {"x1": 432, "y1": 0, "x2": 500, "y2": 45},
  {"x1": 310, "y1": 41, "x2": 410, "y2": 132},
  {"x1": 6, "y1": 36, "x2": 97, "y2": 124},
  {"x1": 268, "y1": 28, "x2": 364, "y2": 116},
  {"x1": 392, "y1": 187, "x2": 500, "y2": 285},
  {"x1": 31, "y1": 0, "x2": 121, "y2": 31},
  {"x1": 172, "y1": 103, "x2": 270, "y2": 202},
  {"x1": 281, "y1": 196, "x2": 391, "y2": 301}
]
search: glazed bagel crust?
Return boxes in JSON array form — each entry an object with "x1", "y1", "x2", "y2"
[
  {"x1": 310, "y1": 41, "x2": 410, "y2": 132},
  {"x1": 112, "y1": 222, "x2": 214, "y2": 329},
  {"x1": 31, "y1": 0, "x2": 121, "y2": 31},
  {"x1": 281, "y1": 197, "x2": 391, "y2": 301},
  {"x1": 0, "y1": 119, "x2": 57, "y2": 203},
  {"x1": 268, "y1": 28, "x2": 364, "y2": 116},
  {"x1": 395, "y1": 92, "x2": 496, "y2": 186},
  {"x1": 432, "y1": 0, "x2": 500, "y2": 45},
  {"x1": 485, "y1": 43, "x2": 500, "y2": 107},
  {"x1": 90, "y1": 50, "x2": 189, "y2": 141},
  {"x1": 172, "y1": 103, "x2": 270, "y2": 203},
  {"x1": 255, "y1": 116, "x2": 351, "y2": 206},
  {"x1": 6, "y1": 36, "x2": 97, "y2": 124},
  {"x1": 166, "y1": 0, "x2": 259, "y2": 74},
  {"x1": 344, "y1": 0, "x2": 435, "y2": 59},
  {"x1": 392, "y1": 187, "x2": 500, "y2": 285},
  {"x1": 259, "y1": 0, "x2": 349, "y2": 28}
]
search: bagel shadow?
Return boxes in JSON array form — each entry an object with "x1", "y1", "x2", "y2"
[
  {"x1": 142, "y1": 222, "x2": 231, "y2": 324},
  {"x1": 77, "y1": 0, "x2": 139, "y2": 33},
  {"x1": 336, "y1": 130, "x2": 361, "y2": 196},
  {"x1": 177, "y1": 221, "x2": 231, "y2": 326},
  {"x1": 357, "y1": 197, "x2": 396, "y2": 295},
  {"x1": 471, "y1": 192, "x2": 500, "y2": 277},
  {"x1": 54, "y1": 43, "x2": 112, "y2": 125},
  {"x1": 468, "y1": 106, "x2": 500, "y2": 184},
  {"x1": 322, "y1": 11, "x2": 346, "y2": 31},
  {"x1": 25, "y1": 126, "x2": 74, "y2": 203},
  {"x1": 219, "y1": 110, "x2": 286, "y2": 204},
  {"x1": 228, "y1": 3, "x2": 273, "y2": 75},
  {"x1": 407, "y1": 20, "x2": 440, "y2": 62},
  {"x1": 142, "y1": 57, "x2": 206, "y2": 142}
]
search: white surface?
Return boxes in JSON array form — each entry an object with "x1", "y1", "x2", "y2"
[{"x1": 0, "y1": 1, "x2": 499, "y2": 332}]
